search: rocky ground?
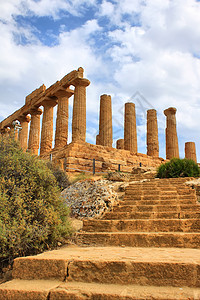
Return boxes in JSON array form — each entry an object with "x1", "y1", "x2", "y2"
[{"x1": 61, "y1": 178, "x2": 123, "y2": 220}]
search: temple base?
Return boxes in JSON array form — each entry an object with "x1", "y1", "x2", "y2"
[{"x1": 40, "y1": 142, "x2": 165, "y2": 173}]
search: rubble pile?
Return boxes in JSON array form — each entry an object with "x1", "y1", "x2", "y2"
[{"x1": 61, "y1": 179, "x2": 119, "y2": 219}]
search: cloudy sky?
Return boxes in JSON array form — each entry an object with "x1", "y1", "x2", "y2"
[{"x1": 1, "y1": 0, "x2": 200, "y2": 161}]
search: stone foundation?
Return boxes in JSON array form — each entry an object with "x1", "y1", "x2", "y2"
[{"x1": 41, "y1": 142, "x2": 165, "y2": 173}]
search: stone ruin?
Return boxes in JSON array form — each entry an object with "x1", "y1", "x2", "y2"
[{"x1": 0, "y1": 67, "x2": 197, "y2": 172}]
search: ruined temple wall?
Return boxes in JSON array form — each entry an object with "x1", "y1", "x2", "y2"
[{"x1": 40, "y1": 142, "x2": 165, "y2": 173}]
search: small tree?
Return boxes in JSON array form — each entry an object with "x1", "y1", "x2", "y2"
[
  {"x1": 0, "y1": 136, "x2": 71, "y2": 264},
  {"x1": 157, "y1": 158, "x2": 200, "y2": 178}
]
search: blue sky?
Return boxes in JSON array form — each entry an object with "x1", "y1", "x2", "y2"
[{"x1": 1, "y1": 0, "x2": 200, "y2": 161}]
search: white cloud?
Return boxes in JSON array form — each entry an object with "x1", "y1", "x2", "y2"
[{"x1": 1, "y1": 0, "x2": 200, "y2": 160}]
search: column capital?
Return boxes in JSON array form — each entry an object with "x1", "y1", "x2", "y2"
[
  {"x1": 41, "y1": 98, "x2": 57, "y2": 107},
  {"x1": 18, "y1": 115, "x2": 31, "y2": 123},
  {"x1": 54, "y1": 88, "x2": 74, "y2": 99},
  {"x1": 30, "y1": 108, "x2": 43, "y2": 116},
  {"x1": 164, "y1": 107, "x2": 177, "y2": 116},
  {"x1": 72, "y1": 77, "x2": 90, "y2": 87}
]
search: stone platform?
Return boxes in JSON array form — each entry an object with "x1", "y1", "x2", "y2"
[{"x1": 41, "y1": 142, "x2": 165, "y2": 173}]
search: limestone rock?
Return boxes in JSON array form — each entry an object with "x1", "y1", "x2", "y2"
[{"x1": 61, "y1": 179, "x2": 118, "y2": 219}]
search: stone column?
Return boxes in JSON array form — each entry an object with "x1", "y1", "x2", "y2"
[
  {"x1": 28, "y1": 108, "x2": 42, "y2": 155},
  {"x1": 40, "y1": 100, "x2": 56, "y2": 155},
  {"x1": 185, "y1": 142, "x2": 197, "y2": 163},
  {"x1": 116, "y1": 139, "x2": 124, "y2": 149},
  {"x1": 147, "y1": 109, "x2": 159, "y2": 157},
  {"x1": 99, "y1": 94, "x2": 113, "y2": 147},
  {"x1": 96, "y1": 134, "x2": 100, "y2": 145},
  {"x1": 18, "y1": 115, "x2": 31, "y2": 152},
  {"x1": 164, "y1": 107, "x2": 179, "y2": 159},
  {"x1": 9, "y1": 123, "x2": 19, "y2": 140},
  {"x1": 54, "y1": 90, "x2": 73, "y2": 149},
  {"x1": 72, "y1": 67, "x2": 90, "y2": 142},
  {"x1": 124, "y1": 102, "x2": 137, "y2": 153}
]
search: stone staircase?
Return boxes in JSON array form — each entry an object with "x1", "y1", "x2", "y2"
[{"x1": 1, "y1": 177, "x2": 200, "y2": 299}]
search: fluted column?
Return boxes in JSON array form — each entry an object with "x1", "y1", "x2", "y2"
[
  {"x1": 98, "y1": 94, "x2": 113, "y2": 147},
  {"x1": 116, "y1": 139, "x2": 124, "y2": 149},
  {"x1": 124, "y1": 102, "x2": 137, "y2": 153},
  {"x1": 96, "y1": 134, "x2": 100, "y2": 145},
  {"x1": 164, "y1": 107, "x2": 179, "y2": 159},
  {"x1": 185, "y1": 142, "x2": 197, "y2": 163},
  {"x1": 147, "y1": 109, "x2": 159, "y2": 157},
  {"x1": 40, "y1": 100, "x2": 56, "y2": 155},
  {"x1": 28, "y1": 108, "x2": 42, "y2": 155},
  {"x1": 72, "y1": 68, "x2": 90, "y2": 142},
  {"x1": 9, "y1": 124, "x2": 18, "y2": 140},
  {"x1": 18, "y1": 115, "x2": 31, "y2": 151},
  {"x1": 55, "y1": 90, "x2": 73, "y2": 149}
]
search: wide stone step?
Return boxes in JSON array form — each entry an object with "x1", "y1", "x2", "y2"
[
  {"x1": 124, "y1": 193, "x2": 196, "y2": 200},
  {"x1": 124, "y1": 195, "x2": 179, "y2": 200},
  {"x1": 1, "y1": 279, "x2": 200, "y2": 300},
  {"x1": 127, "y1": 187, "x2": 177, "y2": 191},
  {"x1": 82, "y1": 219, "x2": 200, "y2": 232},
  {"x1": 112, "y1": 204, "x2": 200, "y2": 213},
  {"x1": 76, "y1": 231, "x2": 200, "y2": 248},
  {"x1": 119, "y1": 199, "x2": 197, "y2": 206},
  {"x1": 8, "y1": 246, "x2": 200, "y2": 288},
  {"x1": 103, "y1": 211, "x2": 200, "y2": 220}
]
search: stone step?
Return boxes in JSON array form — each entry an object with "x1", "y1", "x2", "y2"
[
  {"x1": 82, "y1": 219, "x2": 200, "y2": 232},
  {"x1": 127, "y1": 186, "x2": 177, "y2": 191},
  {"x1": 1, "y1": 279, "x2": 200, "y2": 300},
  {"x1": 124, "y1": 195, "x2": 178, "y2": 200},
  {"x1": 112, "y1": 204, "x2": 200, "y2": 213},
  {"x1": 9, "y1": 246, "x2": 200, "y2": 288},
  {"x1": 119, "y1": 199, "x2": 197, "y2": 206},
  {"x1": 76, "y1": 231, "x2": 200, "y2": 248},
  {"x1": 124, "y1": 195, "x2": 197, "y2": 201},
  {"x1": 103, "y1": 211, "x2": 200, "y2": 220}
]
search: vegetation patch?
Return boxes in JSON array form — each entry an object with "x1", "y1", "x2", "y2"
[
  {"x1": 157, "y1": 158, "x2": 200, "y2": 178},
  {"x1": 0, "y1": 137, "x2": 71, "y2": 277}
]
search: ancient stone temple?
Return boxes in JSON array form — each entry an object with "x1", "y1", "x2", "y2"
[
  {"x1": 164, "y1": 107, "x2": 179, "y2": 160},
  {"x1": 1, "y1": 67, "x2": 197, "y2": 172},
  {"x1": 185, "y1": 142, "x2": 197, "y2": 163}
]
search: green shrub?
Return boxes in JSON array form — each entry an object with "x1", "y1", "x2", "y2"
[
  {"x1": 0, "y1": 136, "x2": 71, "y2": 264},
  {"x1": 46, "y1": 161, "x2": 70, "y2": 191},
  {"x1": 157, "y1": 158, "x2": 200, "y2": 178}
]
